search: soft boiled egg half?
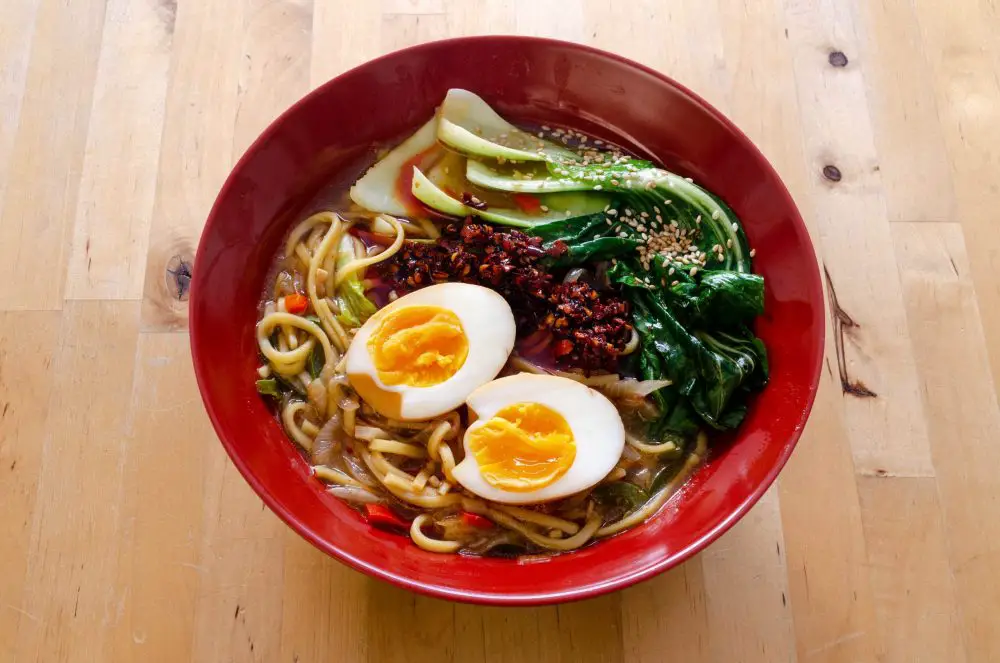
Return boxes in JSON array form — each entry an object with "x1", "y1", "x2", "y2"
[
  {"x1": 345, "y1": 283, "x2": 516, "y2": 421},
  {"x1": 452, "y1": 374, "x2": 626, "y2": 504}
]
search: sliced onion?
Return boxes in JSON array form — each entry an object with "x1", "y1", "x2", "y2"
[
  {"x1": 312, "y1": 412, "x2": 343, "y2": 465},
  {"x1": 328, "y1": 485, "x2": 383, "y2": 505},
  {"x1": 307, "y1": 379, "x2": 328, "y2": 418},
  {"x1": 597, "y1": 378, "x2": 672, "y2": 399},
  {"x1": 343, "y1": 453, "x2": 379, "y2": 488}
]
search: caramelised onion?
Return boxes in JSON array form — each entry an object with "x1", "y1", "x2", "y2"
[
  {"x1": 312, "y1": 411, "x2": 343, "y2": 466},
  {"x1": 598, "y1": 377, "x2": 672, "y2": 399},
  {"x1": 327, "y1": 485, "x2": 383, "y2": 505},
  {"x1": 343, "y1": 452, "x2": 379, "y2": 488},
  {"x1": 307, "y1": 379, "x2": 328, "y2": 419}
]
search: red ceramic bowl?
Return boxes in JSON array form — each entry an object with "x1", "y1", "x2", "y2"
[{"x1": 190, "y1": 36, "x2": 823, "y2": 605}]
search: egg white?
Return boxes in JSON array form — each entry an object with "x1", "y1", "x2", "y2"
[
  {"x1": 345, "y1": 283, "x2": 516, "y2": 421},
  {"x1": 452, "y1": 374, "x2": 626, "y2": 504}
]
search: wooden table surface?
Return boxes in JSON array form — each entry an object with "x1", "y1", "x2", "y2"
[{"x1": 2, "y1": 0, "x2": 1000, "y2": 661}]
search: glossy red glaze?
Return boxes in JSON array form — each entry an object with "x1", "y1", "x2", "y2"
[{"x1": 190, "y1": 37, "x2": 824, "y2": 605}]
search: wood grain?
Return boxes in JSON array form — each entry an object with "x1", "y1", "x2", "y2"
[
  {"x1": 64, "y1": 0, "x2": 173, "y2": 301},
  {"x1": 3, "y1": 1, "x2": 1000, "y2": 661},
  {"x1": 0, "y1": 0, "x2": 107, "y2": 310},
  {"x1": 140, "y1": 0, "x2": 245, "y2": 331},
  {"x1": 0, "y1": 311, "x2": 61, "y2": 661},
  {"x1": 782, "y1": 0, "x2": 933, "y2": 478},
  {"x1": 892, "y1": 221, "x2": 1000, "y2": 660}
]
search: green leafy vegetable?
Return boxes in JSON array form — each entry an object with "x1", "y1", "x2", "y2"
[
  {"x1": 256, "y1": 379, "x2": 280, "y2": 398},
  {"x1": 592, "y1": 482, "x2": 650, "y2": 514},
  {"x1": 308, "y1": 346, "x2": 323, "y2": 379},
  {"x1": 530, "y1": 206, "x2": 640, "y2": 266},
  {"x1": 622, "y1": 277, "x2": 768, "y2": 432},
  {"x1": 333, "y1": 234, "x2": 376, "y2": 327}
]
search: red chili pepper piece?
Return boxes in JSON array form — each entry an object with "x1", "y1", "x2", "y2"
[
  {"x1": 511, "y1": 193, "x2": 543, "y2": 214},
  {"x1": 283, "y1": 292, "x2": 308, "y2": 314},
  {"x1": 553, "y1": 339, "x2": 574, "y2": 357},
  {"x1": 460, "y1": 512, "x2": 494, "y2": 529},
  {"x1": 364, "y1": 504, "x2": 409, "y2": 530}
]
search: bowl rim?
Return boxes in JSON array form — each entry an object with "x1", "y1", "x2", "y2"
[{"x1": 190, "y1": 35, "x2": 825, "y2": 606}]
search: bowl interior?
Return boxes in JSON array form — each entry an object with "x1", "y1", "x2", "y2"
[{"x1": 190, "y1": 37, "x2": 823, "y2": 605}]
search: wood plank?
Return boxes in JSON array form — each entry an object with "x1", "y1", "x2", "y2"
[
  {"x1": 278, "y1": 534, "x2": 369, "y2": 663},
  {"x1": 701, "y1": 489, "x2": 797, "y2": 663},
  {"x1": 909, "y1": 0, "x2": 1000, "y2": 404},
  {"x1": 891, "y1": 220, "x2": 1000, "y2": 662},
  {"x1": 381, "y1": 11, "x2": 449, "y2": 49},
  {"x1": 0, "y1": 311, "x2": 61, "y2": 661},
  {"x1": 0, "y1": 0, "x2": 42, "y2": 216},
  {"x1": 442, "y1": 0, "x2": 516, "y2": 35},
  {"x1": 140, "y1": 0, "x2": 245, "y2": 331},
  {"x1": 449, "y1": 597, "x2": 619, "y2": 663},
  {"x1": 107, "y1": 333, "x2": 215, "y2": 663},
  {"x1": 11, "y1": 301, "x2": 140, "y2": 662},
  {"x1": 585, "y1": 0, "x2": 728, "y2": 107},
  {"x1": 382, "y1": 0, "x2": 446, "y2": 14},
  {"x1": 857, "y1": 476, "x2": 967, "y2": 663},
  {"x1": 779, "y1": 380, "x2": 882, "y2": 663},
  {"x1": 188, "y1": 449, "x2": 287, "y2": 662},
  {"x1": 853, "y1": 0, "x2": 956, "y2": 224},
  {"x1": 233, "y1": 0, "x2": 312, "y2": 157},
  {"x1": 618, "y1": 557, "x2": 712, "y2": 662},
  {"x1": 451, "y1": 603, "x2": 561, "y2": 663},
  {"x1": 781, "y1": 0, "x2": 934, "y2": 478},
  {"x1": 0, "y1": 0, "x2": 107, "y2": 311},
  {"x1": 64, "y1": 0, "x2": 174, "y2": 301},
  {"x1": 309, "y1": 4, "x2": 381, "y2": 86},
  {"x1": 514, "y1": 0, "x2": 585, "y2": 42},
  {"x1": 364, "y1": 585, "x2": 458, "y2": 663}
]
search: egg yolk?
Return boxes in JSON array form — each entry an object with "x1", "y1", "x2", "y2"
[
  {"x1": 368, "y1": 305, "x2": 469, "y2": 387},
  {"x1": 466, "y1": 402, "x2": 575, "y2": 492}
]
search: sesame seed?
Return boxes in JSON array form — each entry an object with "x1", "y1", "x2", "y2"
[
  {"x1": 711, "y1": 210, "x2": 720, "y2": 220},
  {"x1": 718, "y1": 253, "x2": 725, "y2": 262},
  {"x1": 695, "y1": 215, "x2": 702, "y2": 225},
  {"x1": 606, "y1": 219, "x2": 612, "y2": 226},
  {"x1": 594, "y1": 139, "x2": 603, "y2": 146},
  {"x1": 594, "y1": 185, "x2": 603, "y2": 190},
  {"x1": 655, "y1": 215, "x2": 663, "y2": 223},
  {"x1": 689, "y1": 267, "x2": 698, "y2": 277},
  {"x1": 684, "y1": 177, "x2": 694, "y2": 182},
  {"x1": 726, "y1": 239, "x2": 733, "y2": 248},
  {"x1": 542, "y1": 125, "x2": 551, "y2": 131},
  {"x1": 540, "y1": 205, "x2": 550, "y2": 212},
  {"x1": 732, "y1": 222, "x2": 739, "y2": 231},
  {"x1": 671, "y1": 280, "x2": 679, "y2": 286},
  {"x1": 611, "y1": 179, "x2": 620, "y2": 186},
  {"x1": 665, "y1": 200, "x2": 672, "y2": 205},
  {"x1": 608, "y1": 209, "x2": 618, "y2": 216},
  {"x1": 564, "y1": 210, "x2": 571, "y2": 216},
  {"x1": 750, "y1": 248, "x2": 757, "y2": 257}
]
